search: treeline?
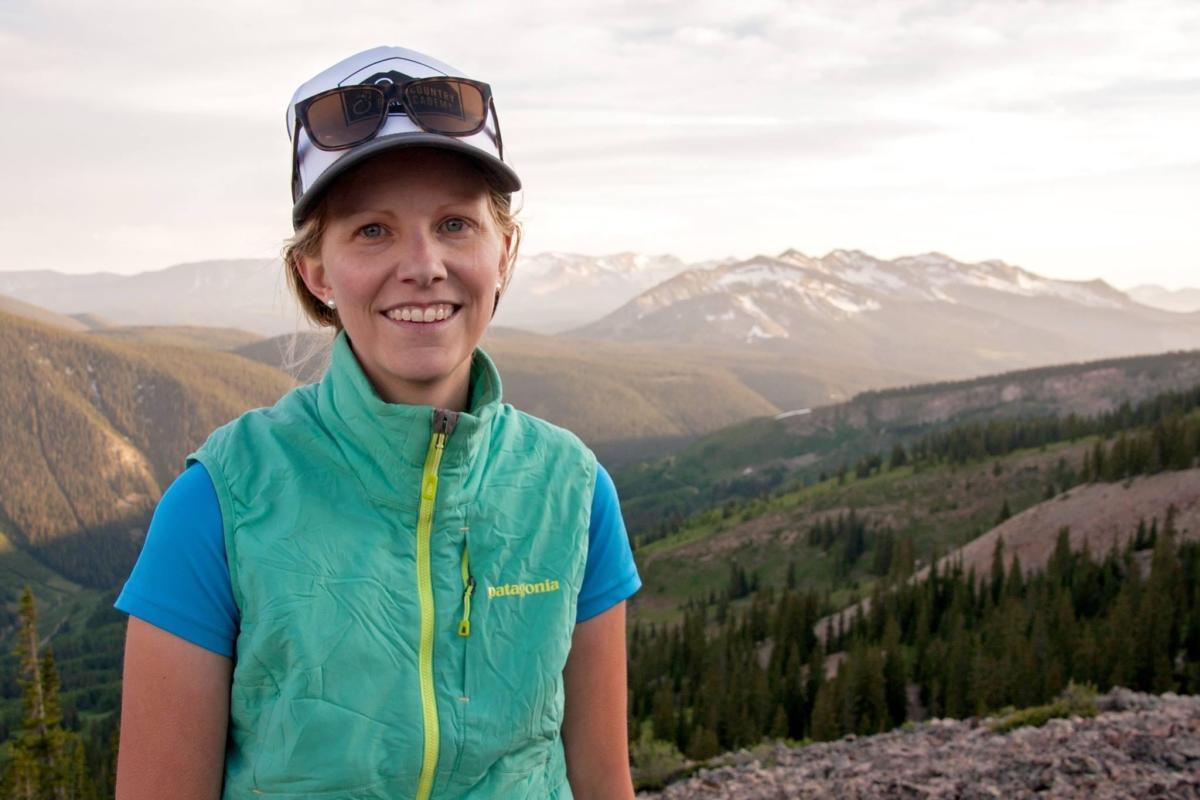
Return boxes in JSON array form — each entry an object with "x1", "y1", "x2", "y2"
[
  {"x1": 629, "y1": 507, "x2": 1200, "y2": 759},
  {"x1": 818, "y1": 383, "x2": 1200, "y2": 495},
  {"x1": 851, "y1": 349, "x2": 1200, "y2": 406},
  {"x1": 1080, "y1": 414, "x2": 1200, "y2": 481},
  {"x1": 0, "y1": 588, "x2": 115, "y2": 799},
  {"x1": 806, "y1": 511, "x2": 913, "y2": 580},
  {"x1": 907, "y1": 383, "x2": 1200, "y2": 467}
]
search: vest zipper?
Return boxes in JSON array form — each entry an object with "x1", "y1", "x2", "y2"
[{"x1": 415, "y1": 410, "x2": 456, "y2": 800}]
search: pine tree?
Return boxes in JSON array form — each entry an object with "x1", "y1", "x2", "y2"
[
  {"x1": 651, "y1": 684, "x2": 676, "y2": 742},
  {"x1": 990, "y1": 536, "x2": 1006, "y2": 605},
  {"x1": 40, "y1": 649, "x2": 72, "y2": 800},
  {"x1": 810, "y1": 678, "x2": 841, "y2": 741},
  {"x1": 3, "y1": 586, "x2": 87, "y2": 800},
  {"x1": 881, "y1": 616, "x2": 908, "y2": 726}
]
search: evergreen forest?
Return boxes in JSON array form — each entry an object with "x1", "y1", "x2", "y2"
[{"x1": 2, "y1": 362, "x2": 1199, "y2": 793}]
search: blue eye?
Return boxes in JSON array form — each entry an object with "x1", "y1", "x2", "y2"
[
  {"x1": 359, "y1": 223, "x2": 384, "y2": 238},
  {"x1": 443, "y1": 218, "x2": 467, "y2": 233}
]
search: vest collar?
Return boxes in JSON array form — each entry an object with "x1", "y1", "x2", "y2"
[{"x1": 316, "y1": 330, "x2": 503, "y2": 503}]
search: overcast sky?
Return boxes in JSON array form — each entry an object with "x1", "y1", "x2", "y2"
[{"x1": 1, "y1": 0, "x2": 1197, "y2": 288}]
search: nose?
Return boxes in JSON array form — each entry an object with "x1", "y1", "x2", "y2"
[{"x1": 393, "y1": 227, "x2": 447, "y2": 287}]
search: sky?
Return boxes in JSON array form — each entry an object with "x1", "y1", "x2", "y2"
[{"x1": 1, "y1": 0, "x2": 1197, "y2": 289}]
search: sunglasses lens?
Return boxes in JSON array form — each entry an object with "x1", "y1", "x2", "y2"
[
  {"x1": 305, "y1": 87, "x2": 385, "y2": 148},
  {"x1": 404, "y1": 79, "x2": 488, "y2": 134}
]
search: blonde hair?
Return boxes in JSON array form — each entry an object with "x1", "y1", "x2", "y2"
[{"x1": 283, "y1": 172, "x2": 523, "y2": 330}]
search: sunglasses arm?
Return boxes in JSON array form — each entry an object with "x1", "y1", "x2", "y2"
[
  {"x1": 489, "y1": 98, "x2": 504, "y2": 161},
  {"x1": 290, "y1": 123, "x2": 304, "y2": 203}
]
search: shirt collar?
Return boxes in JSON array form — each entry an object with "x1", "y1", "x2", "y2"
[{"x1": 315, "y1": 330, "x2": 503, "y2": 506}]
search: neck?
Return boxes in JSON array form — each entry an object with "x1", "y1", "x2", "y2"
[
  {"x1": 381, "y1": 367, "x2": 470, "y2": 410},
  {"x1": 360, "y1": 356, "x2": 473, "y2": 412}
]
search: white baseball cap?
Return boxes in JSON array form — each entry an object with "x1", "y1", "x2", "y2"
[{"x1": 287, "y1": 46, "x2": 521, "y2": 228}]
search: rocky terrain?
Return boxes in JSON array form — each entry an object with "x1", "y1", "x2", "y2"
[{"x1": 639, "y1": 689, "x2": 1200, "y2": 799}]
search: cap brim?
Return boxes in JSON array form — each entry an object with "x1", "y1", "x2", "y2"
[{"x1": 292, "y1": 132, "x2": 521, "y2": 229}]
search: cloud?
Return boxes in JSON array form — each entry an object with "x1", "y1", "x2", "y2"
[{"x1": 0, "y1": 0, "x2": 1197, "y2": 289}]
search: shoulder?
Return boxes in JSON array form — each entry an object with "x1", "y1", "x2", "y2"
[
  {"x1": 499, "y1": 404, "x2": 589, "y2": 448},
  {"x1": 591, "y1": 462, "x2": 619, "y2": 508},
  {"x1": 192, "y1": 382, "x2": 321, "y2": 461},
  {"x1": 494, "y1": 404, "x2": 597, "y2": 477}
]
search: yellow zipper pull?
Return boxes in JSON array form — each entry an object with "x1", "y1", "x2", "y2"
[{"x1": 459, "y1": 544, "x2": 474, "y2": 637}]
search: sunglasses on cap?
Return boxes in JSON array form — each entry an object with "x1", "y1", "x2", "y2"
[{"x1": 291, "y1": 76, "x2": 504, "y2": 202}]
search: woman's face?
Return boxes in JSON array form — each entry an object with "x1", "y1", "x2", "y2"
[{"x1": 298, "y1": 148, "x2": 508, "y2": 409}]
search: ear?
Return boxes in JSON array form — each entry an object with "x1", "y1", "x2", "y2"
[
  {"x1": 497, "y1": 232, "x2": 514, "y2": 287},
  {"x1": 295, "y1": 253, "x2": 333, "y2": 305}
]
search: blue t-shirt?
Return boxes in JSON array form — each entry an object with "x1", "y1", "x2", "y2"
[{"x1": 115, "y1": 462, "x2": 640, "y2": 658}]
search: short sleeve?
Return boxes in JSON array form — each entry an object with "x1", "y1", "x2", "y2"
[
  {"x1": 114, "y1": 462, "x2": 239, "y2": 658},
  {"x1": 576, "y1": 463, "x2": 641, "y2": 623}
]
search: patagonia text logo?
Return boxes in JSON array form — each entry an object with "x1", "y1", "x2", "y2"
[{"x1": 487, "y1": 579, "x2": 561, "y2": 599}]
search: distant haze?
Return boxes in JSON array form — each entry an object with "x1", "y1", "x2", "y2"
[
  {"x1": 0, "y1": 1, "x2": 1198, "y2": 290},
  {"x1": 1127, "y1": 285, "x2": 1200, "y2": 314},
  {"x1": 4, "y1": 248, "x2": 1199, "y2": 338}
]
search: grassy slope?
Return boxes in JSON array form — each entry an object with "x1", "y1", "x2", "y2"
[{"x1": 630, "y1": 437, "x2": 1092, "y2": 626}]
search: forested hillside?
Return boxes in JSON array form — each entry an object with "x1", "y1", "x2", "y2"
[
  {"x1": 618, "y1": 349, "x2": 1200, "y2": 537},
  {"x1": 0, "y1": 312, "x2": 295, "y2": 795},
  {"x1": 0, "y1": 310, "x2": 292, "y2": 588},
  {"x1": 629, "y1": 510, "x2": 1200, "y2": 786},
  {"x1": 625, "y1": 378, "x2": 1200, "y2": 787}
]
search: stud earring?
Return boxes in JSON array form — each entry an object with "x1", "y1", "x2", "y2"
[{"x1": 325, "y1": 298, "x2": 337, "y2": 310}]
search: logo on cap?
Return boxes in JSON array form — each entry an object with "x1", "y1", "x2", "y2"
[
  {"x1": 359, "y1": 70, "x2": 468, "y2": 122},
  {"x1": 362, "y1": 70, "x2": 416, "y2": 115}
]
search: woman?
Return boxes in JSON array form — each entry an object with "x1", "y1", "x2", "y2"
[{"x1": 114, "y1": 46, "x2": 641, "y2": 799}]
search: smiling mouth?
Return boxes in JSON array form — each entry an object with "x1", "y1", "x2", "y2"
[{"x1": 382, "y1": 303, "x2": 458, "y2": 323}]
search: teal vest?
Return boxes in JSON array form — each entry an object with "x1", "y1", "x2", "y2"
[{"x1": 190, "y1": 332, "x2": 595, "y2": 799}]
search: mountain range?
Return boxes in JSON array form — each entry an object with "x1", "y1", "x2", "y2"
[
  {"x1": 1127, "y1": 284, "x2": 1200, "y2": 313},
  {"x1": 494, "y1": 251, "x2": 703, "y2": 332},
  {"x1": 0, "y1": 251, "x2": 704, "y2": 337},
  {"x1": 5, "y1": 250, "x2": 1195, "y2": 347},
  {"x1": 4, "y1": 247, "x2": 1200, "y2": 464},
  {"x1": 573, "y1": 249, "x2": 1200, "y2": 380}
]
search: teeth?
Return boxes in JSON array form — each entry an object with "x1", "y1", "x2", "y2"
[{"x1": 386, "y1": 304, "x2": 454, "y2": 323}]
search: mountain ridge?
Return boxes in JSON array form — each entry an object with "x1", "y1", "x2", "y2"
[{"x1": 0, "y1": 309, "x2": 294, "y2": 587}]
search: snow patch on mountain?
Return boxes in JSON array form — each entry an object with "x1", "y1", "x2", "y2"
[
  {"x1": 821, "y1": 250, "x2": 909, "y2": 292},
  {"x1": 746, "y1": 324, "x2": 782, "y2": 341},
  {"x1": 716, "y1": 261, "x2": 804, "y2": 291}
]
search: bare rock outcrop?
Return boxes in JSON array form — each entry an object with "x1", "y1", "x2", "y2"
[{"x1": 639, "y1": 689, "x2": 1200, "y2": 799}]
